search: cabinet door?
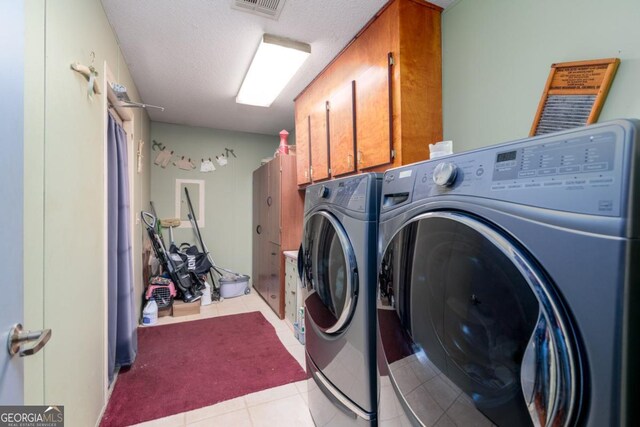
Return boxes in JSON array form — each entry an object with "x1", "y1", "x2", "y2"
[
  {"x1": 252, "y1": 165, "x2": 268, "y2": 295},
  {"x1": 295, "y1": 108, "x2": 311, "y2": 186},
  {"x1": 328, "y1": 81, "x2": 356, "y2": 177},
  {"x1": 267, "y1": 158, "x2": 281, "y2": 245},
  {"x1": 252, "y1": 170, "x2": 260, "y2": 292},
  {"x1": 355, "y1": 55, "x2": 392, "y2": 170},
  {"x1": 266, "y1": 242, "x2": 282, "y2": 317},
  {"x1": 309, "y1": 99, "x2": 330, "y2": 182}
]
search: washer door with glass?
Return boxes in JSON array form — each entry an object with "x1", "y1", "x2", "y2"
[
  {"x1": 378, "y1": 211, "x2": 579, "y2": 427},
  {"x1": 302, "y1": 211, "x2": 358, "y2": 335}
]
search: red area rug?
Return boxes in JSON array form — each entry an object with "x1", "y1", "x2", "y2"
[{"x1": 100, "y1": 311, "x2": 306, "y2": 427}]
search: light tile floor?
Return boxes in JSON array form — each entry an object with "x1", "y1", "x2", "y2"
[{"x1": 128, "y1": 290, "x2": 313, "y2": 427}]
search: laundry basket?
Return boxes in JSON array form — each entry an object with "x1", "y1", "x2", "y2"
[{"x1": 219, "y1": 275, "x2": 250, "y2": 299}]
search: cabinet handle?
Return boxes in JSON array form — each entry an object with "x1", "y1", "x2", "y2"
[
  {"x1": 266, "y1": 196, "x2": 272, "y2": 206},
  {"x1": 388, "y1": 52, "x2": 394, "y2": 156},
  {"x1": 256, "y1": 225, "x2": 262, "y2": 234}
]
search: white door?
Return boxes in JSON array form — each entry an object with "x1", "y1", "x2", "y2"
[{"x1": 0, "y1": 0, "x2": 25, "y2": 404}]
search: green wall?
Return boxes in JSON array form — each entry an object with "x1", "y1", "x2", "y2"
[
  {"x1": 150, "y1": 123, "x2": 279, "y2": 286},
  {"x1": 24, "y1": 0, "x2": 151, "y2": 424},
  {"x1": 442, "y1": 0, "x2": 640, "y2": 153}
]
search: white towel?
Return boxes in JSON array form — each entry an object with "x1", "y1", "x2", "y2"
[{"x1": 200, "y1": 159, "x2": 216, "y2": 172}]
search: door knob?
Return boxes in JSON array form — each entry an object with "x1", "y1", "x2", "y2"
[{"x1": 7, "y1": 323, "x2": 52, "y2": 357}]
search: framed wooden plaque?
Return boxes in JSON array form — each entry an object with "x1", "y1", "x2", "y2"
[{"x1": 530, "y1": 58, "x2": 620, "y2": 136}]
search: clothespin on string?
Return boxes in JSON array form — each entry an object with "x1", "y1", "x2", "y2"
[{"x1": 152, "y1": 140, "x2": 165, "y2": 151}]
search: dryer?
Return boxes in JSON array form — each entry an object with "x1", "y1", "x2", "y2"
[
  {"x1": 300, "y1": 173, "x2": 382, "y2": 426},
  {"x1": 376, "y1": 120, "x2": 639, "y2": 426}
]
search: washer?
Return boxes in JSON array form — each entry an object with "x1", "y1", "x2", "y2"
[
  {"x1": 300, "y1": 173, "x2": 382, "y2": 426},
  {"x1": 376, "y1": 120, "x2": 639, "y2": 427}
]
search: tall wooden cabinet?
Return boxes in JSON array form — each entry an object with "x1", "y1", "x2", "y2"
[
  {"x1": 252, "y1": 154, "x2": 303, "y2": 319},
  {"x1": 294, "y1": 0, "x2": 443, "y2": 186}
]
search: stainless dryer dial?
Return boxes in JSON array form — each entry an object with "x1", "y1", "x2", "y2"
[
  {"x1": 433, "y1": 162, "x2": 458, "y2": 187},
  {"x1": 318, "y1": 185, "x2": 330, "y2": 198}
]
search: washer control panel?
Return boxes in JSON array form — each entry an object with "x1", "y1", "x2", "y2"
[
  {"x1": 491, "y1": 132, "x2": 615, "y2": 186},
  {"x1": 333, "y1": 175, "x2": 368, "y2": 211},
  {"x1": 383, "y1": 121, "x2": 633, "y2": 217},
  {"x1": 306, "y1": 173, "x2": 381, "y2": 216}
]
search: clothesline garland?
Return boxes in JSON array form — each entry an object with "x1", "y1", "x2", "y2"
[{"x1": 151, "y1": 139, "x2": 238, "y2": 173}]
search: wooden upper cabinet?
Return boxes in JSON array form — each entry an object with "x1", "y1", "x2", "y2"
[
  {"x1": 394, "y1": 0, "x2": 443, "y2": 166},
  {"x1": 294, "y1": 103, "x2": 311, "y2": 186},
  {"x1": 309, "y1": 98, "x2": 330, "y2": 182},
  {"x1": 293, "y1": 0, "x2": 442, "y2": 186},
  {"x1": 328, "y1": 81, "x2": 356, "y2": 177},
  {"x1": 355, "y1": 57, "x2": 391, "y2": 170},
  {"x1": 352, "y1": 4, "x2": 393, "y2": 170}
]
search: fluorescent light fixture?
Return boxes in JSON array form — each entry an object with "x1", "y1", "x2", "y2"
[{"x1": 236, "y1": 34, "x2": 311, "y2": 107}]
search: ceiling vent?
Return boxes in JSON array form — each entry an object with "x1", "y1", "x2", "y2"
[{"x1": 232, "y1": 0, "x2": 286, "y2": 20}]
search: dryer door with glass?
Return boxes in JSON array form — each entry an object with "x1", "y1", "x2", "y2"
[
  {"x1": 301, "y1": 210, "x2": 358, "y2": 336},
  {"x1": 377, "y1": 211, "x2": 580, "y2": 427}
]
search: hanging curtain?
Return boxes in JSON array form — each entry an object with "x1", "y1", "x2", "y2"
[{"x1": 107, "y1": 113, "x2": 137, "y2": 383}]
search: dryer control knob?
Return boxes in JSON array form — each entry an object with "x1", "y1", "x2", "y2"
[
  {"x1": 318, "y1": 185, "x2": 330, "y2": 198},
  {"x1": 433, "y1": 162, "x2": 458, "y2": 187}
]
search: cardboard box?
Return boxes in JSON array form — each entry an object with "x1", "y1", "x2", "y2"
[
  {"x1": 158, "y1": 306, "x2": 172, "y2": 317},
  {"x1": 172, "y1": 300, "x2": 200, "y2": 317}
]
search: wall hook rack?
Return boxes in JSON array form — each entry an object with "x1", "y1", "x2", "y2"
[{"x1": 70, "y1": 62, "x2": 102, "y2": 95}]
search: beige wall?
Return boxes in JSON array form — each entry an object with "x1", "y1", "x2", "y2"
[
  {"x1": 442, "y1": 0, "x2": 640, "y2": 153},
  {"x1": 150, "y1": 122, "x2": 278, "y2": 289},
  {"x1": 24, "y1": 0, "x2": 150, "y2": 425}
]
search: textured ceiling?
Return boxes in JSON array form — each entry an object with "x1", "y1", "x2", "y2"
[{"x1": 101, "y1": 0, "x2": 454, "y2": 136}]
